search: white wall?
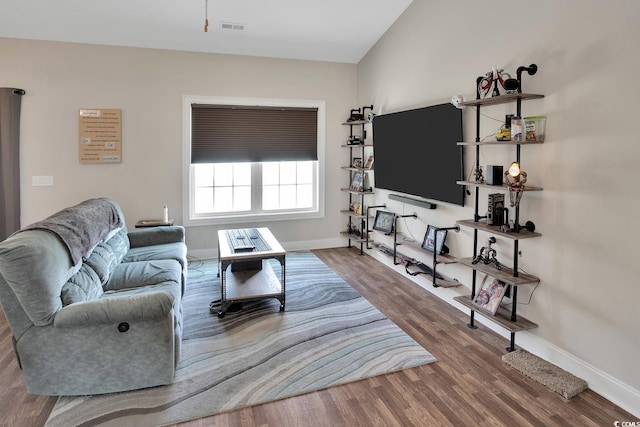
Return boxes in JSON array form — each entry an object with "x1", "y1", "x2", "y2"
[
  {"x1": 0, "y1": 38, "x2": 356, "y2": 254},
  {"x1": 358, "y1": 0, "x2": 640, "y2": 415}
]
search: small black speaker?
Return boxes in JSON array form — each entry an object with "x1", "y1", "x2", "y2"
[
  {"x1": 487, "y1": 193, "x2": 505, "y2": 226},
  {"x1": 486, "y1": 165, "x2": 503, "y2": 185}
]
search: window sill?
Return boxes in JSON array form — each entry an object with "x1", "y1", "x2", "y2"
[{"x1": 183, "y1": 209, "x2": 324, "y2": 227}]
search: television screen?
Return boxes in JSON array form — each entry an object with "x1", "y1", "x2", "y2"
[{"x1": 372, "y1": 103, "x2": 464, "y2": 206}]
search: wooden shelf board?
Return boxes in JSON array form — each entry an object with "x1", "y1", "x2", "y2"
[
  {"x1": 457, "y1": 140, "x2": 544, "y2": 146},
  {"x1": 458, "y1": 93, "x2": 544, "y2": 107},
  {"x1": 339, "y1": 209, "x2": 368, "y2": 219},
  {"x1": 433, "y1": 277, "x2": 463, "y2": 288},
  {"x1": 341, "y1": 143, "x2": 373, "y2": 148},
  {"x1": 456, "y1": 257, "x2": 539, "y2": 286},
  {"x1": 454, "y1": 296, "x2": 538, "y2": 332},
  {"x1": 393, "y1": 239, "x2": 458, "y2": 264},
  {"x1": 341, "y1": 166, "x2": 373, "y2": 172},
  {"x1": 339, "y1": 231, "x2": 368, "y2": 243},
  {"x1": 456, "y1": 181, "x2": 543, "y2": 191},
  {"x1": 372, "y1": 242, "x2": 460, "y2": 287},
  {"x1": 225, "y1": 262, "x2": 282, "y2": 300},
  {"x1": 340, "y1": 188, "x2": 375, "y2": 195},
  {"x1": 342, "y1": 120, "x2": 368, "y2": 125},
  {"x1": 457, "y1": 219, "x2": 542, "y2": 239}
]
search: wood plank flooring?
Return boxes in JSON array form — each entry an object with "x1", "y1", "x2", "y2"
[{"x1": 0, "y1": 247, "x2": 634, "y2": 426}]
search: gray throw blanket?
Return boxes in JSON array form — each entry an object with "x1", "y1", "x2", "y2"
[{"x1": 17, "y1": 198, "x2": 123, "y2": 265}]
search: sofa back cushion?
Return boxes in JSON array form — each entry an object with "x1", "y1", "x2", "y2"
[
  {"x1": 0, "y1": 230, "x2": 76, "y2": 326},
  {"x1": 61, "y1": 264, "x2": 103, "y2": 305},
  {"x1": 83, "y1": 228, "x2": 130, "y2": 285}
]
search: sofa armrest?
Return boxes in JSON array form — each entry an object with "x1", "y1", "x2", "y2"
[
  {"x1": 53, "y1": 291, "x2": 175, "y2": 328},
  {"x1": 127, "y1": 226, "x2": 185, "y2": 248}
]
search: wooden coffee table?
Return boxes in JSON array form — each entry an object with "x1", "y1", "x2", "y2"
[{"x1": 212, "y1": 227, "x2": 286, "y2": 318}]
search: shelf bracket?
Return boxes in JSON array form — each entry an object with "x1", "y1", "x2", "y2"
[
  {"x1": 365, "y1": 205, "x2": 386, "y2": 250},
  {"x1": 393, "y1": 214, "x2": 417, "y2": 265},
  {"x1": 431, "y1": 225, "x2": 460, "y2": 287}
]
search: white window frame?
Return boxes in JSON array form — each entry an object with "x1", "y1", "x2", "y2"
[{"x1": 182, "y1": 95, "x2": 325, "y2": 226}]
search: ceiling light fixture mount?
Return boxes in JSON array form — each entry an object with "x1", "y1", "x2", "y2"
[{"x1": 204, "y1": 0, "x2": 209, "y2": 32}]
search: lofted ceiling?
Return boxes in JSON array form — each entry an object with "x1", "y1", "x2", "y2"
[{"x1": 0, "y1": 0, "x2": 413, "y2": 63}]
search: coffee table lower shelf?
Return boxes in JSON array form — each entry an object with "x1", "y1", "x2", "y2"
[{"x1": 212, "y1": 262, "x2": 285, "y2": 318}]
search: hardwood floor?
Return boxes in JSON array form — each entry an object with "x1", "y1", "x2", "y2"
[{"x1": 0, "y1": 246, "x2": 634, "y2": 426}]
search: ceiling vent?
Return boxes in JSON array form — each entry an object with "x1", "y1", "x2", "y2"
[{"x1": 221, "y1": 22, "x2": 245, "y2": 30}]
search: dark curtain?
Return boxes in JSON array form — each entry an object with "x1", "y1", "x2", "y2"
[{"x1": 0, "y1": 88, "x2": 25, "y2": 241}]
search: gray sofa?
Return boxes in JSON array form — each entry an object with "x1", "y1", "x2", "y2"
[{"x1": 0, "y1": 198, "x2": 187, "y2": 395}]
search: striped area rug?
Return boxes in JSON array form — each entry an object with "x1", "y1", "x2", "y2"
[{"x1": 46, "y1": 251, "x2": 435, "y2": 426}]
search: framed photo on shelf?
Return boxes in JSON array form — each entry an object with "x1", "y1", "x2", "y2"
[
  {"x1": 421, "y1": 225, "x2": 447, "y2": 254},
  {"x1": 373, "y1": 210, "x2": 395, "y2": 234},
  {"x1": 472, "y1": 275, "x2": 508, "y2": 315},
  {"x1": 364, "y1": 154, "x2": 374, "y2": 169},
  {"x1": 350, "y1": 171, "x2": 366, "y2": 192},
  {"x1": 349, "y1": 202, "x2": 362, "y2": 215},
  {"x1": 351, "y1": 157, "x2": 363, "y2": 169}
]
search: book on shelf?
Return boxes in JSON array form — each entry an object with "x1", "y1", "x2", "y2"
[{"x1": 363, "y1": 154, "x2": 374, "y2": 169}]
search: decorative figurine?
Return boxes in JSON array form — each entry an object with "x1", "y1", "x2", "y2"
[
  {"x1": 477, "y1": 66, "x2": 513, "y2": 98},
  {"x1": 474, "y1": 166, "x2": 484, "y2": 183},
  {"x1": 472, "y1": 237, "x2": 502, "y2": 270}
]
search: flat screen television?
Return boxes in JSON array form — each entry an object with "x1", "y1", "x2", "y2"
[{"x1": 372, "y1": 103, "x2": 464, "y2": 206}]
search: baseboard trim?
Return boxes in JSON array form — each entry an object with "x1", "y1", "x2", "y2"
[
  {"x1": 366, "y1": 248, "x2": 640, "y2": 417},
  {"x1": 513, "y1": 332, "x2": 640, "y2": 417}
]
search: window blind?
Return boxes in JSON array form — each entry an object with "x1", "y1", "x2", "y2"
[{"x1": 191, "y1": 104, "x2": 318, "y2": 163}]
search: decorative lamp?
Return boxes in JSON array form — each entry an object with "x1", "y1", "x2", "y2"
[{"x1": 504, "y1": 161, "x2": 527, "y2": 207}]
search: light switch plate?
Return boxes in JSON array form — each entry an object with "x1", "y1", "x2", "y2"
[{"x1": 32, "y1": 176, "x2": 54, "y2": 186}]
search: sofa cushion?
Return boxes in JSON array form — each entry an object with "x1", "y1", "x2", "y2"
[
  {"x1": 82, "y1": 244, "x2": 115, "y2": 285},
  {"x1": 61, "y1": 264, "x2": 103, "y2": 306},
  {"x1": 124, "y1": 242, "x2": 188, "y2": 293},
  {"x1": 123, "y1": 242, "x2": 187, "y2": 266},
  {"x1": 105, "y1": 260, "x2": 181, "y2": 292},
  {"x1": 104, "y1": 227, "x2": 130, "y2": 260}
]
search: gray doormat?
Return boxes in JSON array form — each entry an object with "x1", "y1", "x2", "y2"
[{"x1": 502, "y1": 349, "x2": 588, "y2": 399}]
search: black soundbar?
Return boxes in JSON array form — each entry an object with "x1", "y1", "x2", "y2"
[{"x1": 388, "y1": 194, "x2": 437, "y2": 210}]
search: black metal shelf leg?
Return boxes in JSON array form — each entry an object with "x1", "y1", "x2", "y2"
[{"x1": 507, "y1": 332, "x2": 516, "y2": 352}]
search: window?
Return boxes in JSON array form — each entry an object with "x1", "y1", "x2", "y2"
[
  {"x1": 183, "y1": 96, "x2": 325, "y2": 226},
  {"x1": 193, "y1": 163, "x2": 251, "y2": 213},
  {"x1": 262, "y1": 161, "x2": 314, "y2": 210}
]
